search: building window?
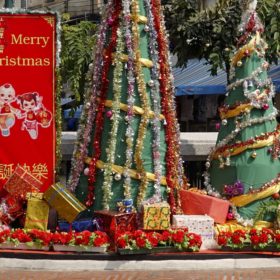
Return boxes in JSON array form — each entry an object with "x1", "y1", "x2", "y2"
[{"x1": 46, "y1": 0, "x2": 55, "y2": 3}]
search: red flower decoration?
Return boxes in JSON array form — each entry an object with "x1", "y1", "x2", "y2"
[
  {"x1": 116, "y1": 229, "x2": 201, "y2": 252},
  {"x1": 117, "y1": 238, "x2": 127, "y2": 249},
  {"x1": 217, "y1": 228, "x2": 277, "y2": 250},
  {"x1": 259, "y1": 233, "x2": 268, "y2": 244},
  {"x1": 251, "y1": 235, "x2": 259, "y2": 245},
  {"x1": 217, "y1": 235, "x2": 227, "y2": 246},
  {"x1": 136, "y1": 237, "x2": 146, "y2": 248},
  {"x1": 172, "y1": 230, "x2": 185, "y2": 244}
]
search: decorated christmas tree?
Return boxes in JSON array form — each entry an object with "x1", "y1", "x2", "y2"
[
  {"x1": 67, "y1": 0, "x2": 185, "y2": 214},
  {"x1": 204, "y1": 0, "x2": 280, "y2": 226}
]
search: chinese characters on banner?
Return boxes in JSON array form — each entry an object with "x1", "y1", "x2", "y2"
[{"x1": 0, "y1": 14, "x2": 56, "y2": 192}]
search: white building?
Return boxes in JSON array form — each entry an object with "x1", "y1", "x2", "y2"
[
  {"x1": 0, "y1": 0, "x2": 217, "y2": 13},
  {"x1": 0, "y1": 0, "x2": 104, "y2": 18}
]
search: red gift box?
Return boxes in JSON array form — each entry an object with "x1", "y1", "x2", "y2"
[
  {"x1": 94, "y1": 210, "x2": 137, "y2": 242},
  {"x1": 4, "y1": 166, "x2": 42, "y2": 199},
  {"x1": 180, "y1": 190, "x2": 230, "y2": 224}
]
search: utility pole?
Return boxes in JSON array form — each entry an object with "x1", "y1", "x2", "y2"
[
  {"x1": 64, "y1": 0, "x2": 69, "y2": 13},
  {"x1": 4, "y1": 0, "x2": 14, "y2": 8}
]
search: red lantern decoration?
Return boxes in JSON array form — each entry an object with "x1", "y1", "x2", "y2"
[{"x1": 36, "y1": 108, "x2": 52, "y2": 128}]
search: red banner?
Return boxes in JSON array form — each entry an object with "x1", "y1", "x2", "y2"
[{"x1": 0, "y1": 13, "x2": 56, "y2": 192}]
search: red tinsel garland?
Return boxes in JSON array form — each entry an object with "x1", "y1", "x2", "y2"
[
  {"x1": 86, "y1": 0, "x2": 122, "y2": 207},
  {"x1": 213, "y1": 125, "x2": 280, "y2": 157},
  {"x1": 151, "y1": 0, "x2": 181, "y2": 214}
]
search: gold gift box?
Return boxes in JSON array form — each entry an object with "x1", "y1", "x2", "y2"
[
  {"x1": 143, "y1": 202, "x2": 170, "y2": 230},
  {"x1": 43, "y1": 183, "x2": 86, "y2": 223},
  {"x1": 24, "y1": 193, "x2": 49, "y2": 231}
]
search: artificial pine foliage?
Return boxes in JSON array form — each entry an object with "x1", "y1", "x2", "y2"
[
  {"x1": 67, "y1": 0, "x2": 185, "y2": 214},
  {"x1": 254, "y1": 200, "x2": 279, "y2": 222}
]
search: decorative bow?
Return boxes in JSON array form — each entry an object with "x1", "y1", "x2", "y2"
[{"x1": 223, "y1": 181, "x2": 244, "y2": 197}]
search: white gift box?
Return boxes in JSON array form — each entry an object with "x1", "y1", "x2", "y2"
[{"x1": 172, "y1": 215, "x2": 217, "y2": 249}]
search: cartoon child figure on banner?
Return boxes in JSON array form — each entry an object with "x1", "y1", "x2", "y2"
[
  {"x1": 0, "y1": 83, "x2": 20, "y2": 137},
  {"x1": 17, "y1": 92, "x2": 52, "y2": 140}
]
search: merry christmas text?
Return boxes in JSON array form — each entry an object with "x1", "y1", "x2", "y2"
[
  {"x1": 0, "y1": 56, "x2": 50, "y2": 66},
  {"x1": 11, "y1": 34, "x2": 50, "y2": 48}
]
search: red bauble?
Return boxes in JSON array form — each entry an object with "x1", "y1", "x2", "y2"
[
  {"x1": 272, "y1": 193, "x2": 280, "y2": 199},
  {"x1": 262, "y1": 104, "x2": 269, "y2": 110},
  {"x1": 106, "y1": 110, "x2": 113, "y2": 119}
]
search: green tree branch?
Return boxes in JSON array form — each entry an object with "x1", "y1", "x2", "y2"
[{"x1": 164, "y1": 0, "x2": 279, "y2": 81}]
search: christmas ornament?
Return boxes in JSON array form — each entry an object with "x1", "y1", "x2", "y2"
[
  {"x1": 215, "y1": 122, "x2": 221, "y2": 131},
  {"x1": 227, "y1": 212, "x2": 235, "y2": 220},
  {"x1": 262, "y1": 104, "x2": 269, "y2": 110},
  {"x1": 251, "y1": 151, "x2": 257, "y2": 158},
  {"x1": 272, "y1": 193, "x2": 280, "y2": 199},
  {"x1": 148, "y1": 80, "x2": 155, "y2": 87},
  {"x1": 237, "y1": 61, "x2": 242, "y2": 67},
  {"x1": 114, "y1": 173, "x2": 122, "y2": 181},
  {"x1": 222, "y1": 119, "x2": 227, "y2": 126},
  {"x1": 106, "y1": 110, "x2": 113, "y2": 119}
]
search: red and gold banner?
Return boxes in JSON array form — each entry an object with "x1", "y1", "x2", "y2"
[{"x1": 0, "y1": 13, "x2": 56, "y2": 192}]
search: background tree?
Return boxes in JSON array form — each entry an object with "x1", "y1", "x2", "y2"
[
  {"x1": 164, "y1": 0, "x2": 280, "y2": 80},
  {"x1": 60, "y1": 15, "x2": 97, "y2": 106},
  {"x1": 59, "y1": 1, "x2": 279, "y2": 107}
]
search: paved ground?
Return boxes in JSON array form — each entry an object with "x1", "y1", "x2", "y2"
[
  {"x1": 1, "y1": 268, "x2": 280, "y2": 280},
  {"x1": 0, "y1": 251, "x2": 280, "y2": 280}
]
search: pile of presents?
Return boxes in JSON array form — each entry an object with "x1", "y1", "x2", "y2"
[{"x1": 0, "y1": 165, "x2": 234, "y2": 254}]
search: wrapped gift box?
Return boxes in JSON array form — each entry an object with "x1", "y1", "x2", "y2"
[
  {"x1": 180, "y1": 190, "x2": 230, "y2": 224},
  {"x1": 173, "y1": 214, "x2": 214, "y2": 240},
  {"x1": 142, "y1": 202, "x2": 170, "y2": 230},
  {"x1": 172, "y1": 215, "x2": 217, "y2": 250},
  {"x1": 4, "y1": 166, "x2": 42, "y2": 199},
  {"x1": 43, "y1": 183, "x2": 86, "y2": 223},
  {"x1": 58, "y1": 218, "x2": 102, "y2": 232},
  {"x1": 94, "y1": 210, "x2": 137, "y2": 241},
  {"x1": 24, "y1": 193, "x2": 49, "y2": 231}
]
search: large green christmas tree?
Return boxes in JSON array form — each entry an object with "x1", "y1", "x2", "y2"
[
  {"x1": 67, "y1": 0, "x2": 185, "y2": 214},
  {"x1": 204, "y1": 0, "x2": 280, "y2": 226}
]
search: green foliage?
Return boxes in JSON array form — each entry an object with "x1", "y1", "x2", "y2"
[
  {"x1": 164, "y1": 0, "x2": 280, "y2": 80},
  {"x1": 60, "y1": 17, "x2": 97, "y2": 105},
  {"x1": 254, "y1": 199, "x2": 280, "y2": 222},
  {"x1": 257, "y1": 0, "x2": 280, "y2": 65}
]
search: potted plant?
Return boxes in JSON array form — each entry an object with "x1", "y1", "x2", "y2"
[
  {"x1": 0, "y1": 228, "x2": 51, "y2": 250},
  {"x1": 116, "y1": 229, "x2": 202, "y2": 255},
  {"x1": 217, "y1": 228, "x2": 277, "y2": 251},
  {"x1": 51, "y1": 230, "x2": 110, "y2": 253}
]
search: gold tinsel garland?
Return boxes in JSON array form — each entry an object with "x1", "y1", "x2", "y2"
[
  {"x1": 84, "y1": 157, "x2": 167, "y2": 185},
  {"x1": 101, "y1": 99, "x2": 165, "y2": 120}
]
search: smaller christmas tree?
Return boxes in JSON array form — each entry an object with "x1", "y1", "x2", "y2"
[{"x1": 204, "y1": 0, "x2": 280, "y2": 226}]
